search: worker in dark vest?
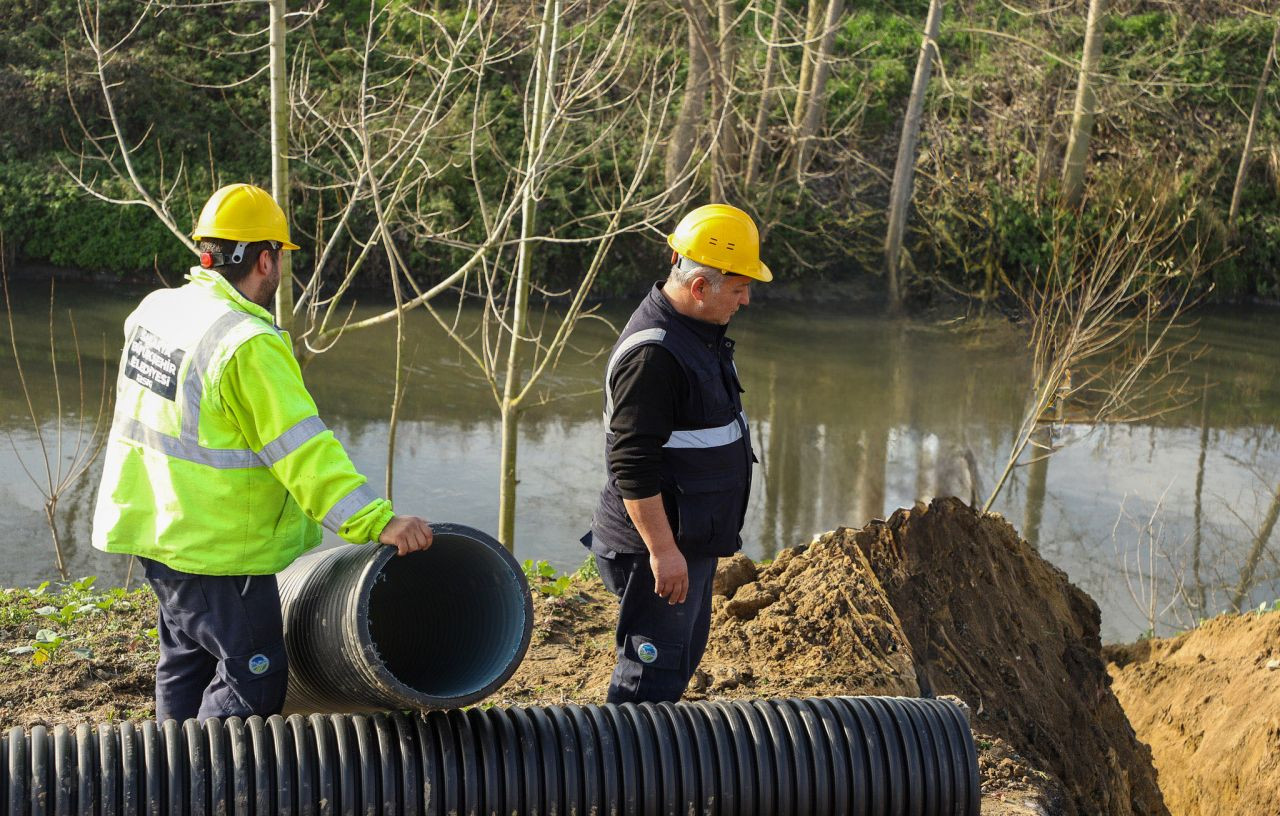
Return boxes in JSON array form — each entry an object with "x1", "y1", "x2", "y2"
[{"x1": 583, "y1": 203, "x2": 771, "y2": 703}]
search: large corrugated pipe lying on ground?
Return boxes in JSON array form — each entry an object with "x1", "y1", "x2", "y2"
[
  {"x1": 278, "y1": 522, "x2": 534, "y2": 712},
  {"x1": 2, "y1": 697, "x2": 979, "y2": 816}
]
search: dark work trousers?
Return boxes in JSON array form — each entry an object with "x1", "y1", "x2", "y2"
[
  {"x1": 595, "y1": 551, "x2": 717, "y2": 704},
  {"x1": 142, "y1": 558, "x2": 289, "y2": 723}
]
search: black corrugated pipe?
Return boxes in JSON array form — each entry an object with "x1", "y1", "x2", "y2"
[
  {"x1": 1, "y1": 697, "x2": 979, "y2": 816},
  {"x1": 278, "y1": 522, "x2": 534, "y2": 712}
]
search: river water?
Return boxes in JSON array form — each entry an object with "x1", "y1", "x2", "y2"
[{"x1": 2, "y1": 278, "x2": 1277, "y2": 641}]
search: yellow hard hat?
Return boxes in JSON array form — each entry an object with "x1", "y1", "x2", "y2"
[
  {"x1": 666, "y1": 203, "x2": 771, "y2": 282},
  {"x1": 191, "y1": 183, "x2": 300, "y2": 250}
]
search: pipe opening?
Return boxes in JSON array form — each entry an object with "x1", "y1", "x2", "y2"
[{"x1": 366, "y1": 535, "x2": 530, "y2": 701}]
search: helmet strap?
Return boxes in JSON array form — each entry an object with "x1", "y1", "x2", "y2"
[
  {"x1": 230, "y1": 241, "x2": 249, "y2": 264},
  {"x1": 675, "y1": 254, "x2": 724, "y2": 275}
]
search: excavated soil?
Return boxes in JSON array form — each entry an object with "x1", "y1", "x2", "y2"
[
  {"x1": 501, "y1": 499, "x2": 1165, "y2": 814},
  {"x1": 1105, "y1": 612, "x2": 1280, "y2": 816},
  {"x1": 700, "y1": 539, "x2": 919, "y2": 698},
  {"x1": 494, "y1": 534, "x2": 919, "y2": 706},
  {"x1": 2, "y1": 499, "x2": 1186, "y2": 814},
  {"x1": 846, "y1": 499, "x2": 1168, "y2": 816}
]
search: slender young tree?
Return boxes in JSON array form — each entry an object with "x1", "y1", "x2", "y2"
[
  {"x1": 791, "y1": 0, "x2": 824, "y2": 131},
  {"x1": 793, "y1": 0, "x2": 845, "y2": 182},
  {"x1": 709, "y1": 0, "x2": 739, "y2": 202},
  {"x1": 744, "y1": 0, "x2": 785, "y2": 190},
  {"x1": 268, "y1": 0, "x2": 293, "y2": 336},
  {"x1": 2, "y1": 250, "x2": 111, "y2": 579},
  {"x1": 883, "y1": 0, "x2": 943, "y2": 314},
  {"x1": 497, "y1": 0, "x2": 561, "y2": 548},
  {"x1": 1061, "y1": 0, "x2": 1106, "y2": 208},
  {"x1": 1228, "y1": 17, "x2": 1279, "y2": 235},
  {"x1": 983, "y1": 192, "x2": 1202, "y2": 512},
  {"x1": 417, "y1": 0, "x2": 682, "y2": 549},
  {"x1": 665, "y1": 0, "x2": 713, "y2": 198}
]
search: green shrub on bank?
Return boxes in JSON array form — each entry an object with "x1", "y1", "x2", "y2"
[{"x1": 0, "y1": 0, "x2": 1277, "y2": 303}]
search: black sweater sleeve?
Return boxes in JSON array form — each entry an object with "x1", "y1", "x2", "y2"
[{"x1": 606, "y1": 344, "x2": 685, "y2": 499}]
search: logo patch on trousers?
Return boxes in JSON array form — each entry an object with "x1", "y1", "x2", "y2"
[
  {"x1": 248, "y1": 654, "x2": 271, "y2": 675},
  {"x1": 637, "y1": 642, "x2": 658, "y2": 664}
]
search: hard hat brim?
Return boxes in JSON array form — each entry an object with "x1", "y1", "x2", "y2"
[
  {"x1": 192, "y1": 231, "x2": 300, "y2": 252},
  {"x1": 668, "y1": 234, "x2": 772, "y2": 282}
]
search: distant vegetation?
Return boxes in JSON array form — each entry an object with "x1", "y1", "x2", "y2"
[{"x1": 0, "y1": 0, "x2": 1277, "y2": 304}]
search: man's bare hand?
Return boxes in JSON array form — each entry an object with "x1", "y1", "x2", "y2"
[
  {"x1": 378, "y1": 515, "x2": 433, "y2": 557},
  {"x1": 650, "y1": 547, "x2": 689, "y2": 605}
]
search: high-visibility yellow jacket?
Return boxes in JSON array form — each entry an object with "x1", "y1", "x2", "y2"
[{"x1": 92, "y1": 267, "x2": 394, "y2": 575}]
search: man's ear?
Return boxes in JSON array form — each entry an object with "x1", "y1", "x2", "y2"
[
  {"x1": 689, "y1": 274, "x2": 708, "y2": 303},
  {"x1": 254, "y1": 249, "x2": 274, "y2": 276}
]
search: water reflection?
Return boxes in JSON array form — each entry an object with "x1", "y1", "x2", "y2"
[{"x1": 1, "y1": 279, "x2": 1277, "y2": 641}]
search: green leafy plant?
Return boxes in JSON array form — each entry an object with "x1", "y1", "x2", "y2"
[
  {"x1": 572, "y1": 556, "x2": 599, "y2": 582},
  {"x1": 538, "y1": 576, "x2": 573, "y2": 597},
  {"x1": 35, "y1": 603, "x2": 80, "y2": 627},
  {"x1": 30, "y1": 628, "x2": 66, "y2": 666},
  {"x1": 521, "y1": 560, "x2": 573, "y2": 597}
]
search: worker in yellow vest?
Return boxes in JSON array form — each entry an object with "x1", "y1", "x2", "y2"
[{"x1": 92, "y1": 183, "x2": 433, "y2": 723}]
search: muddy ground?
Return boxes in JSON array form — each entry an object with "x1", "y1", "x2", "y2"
[{"x1": 2, "y1": 498, "x2": 1273, "y2": 814}]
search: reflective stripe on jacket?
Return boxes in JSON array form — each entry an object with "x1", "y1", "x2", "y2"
[
  {"x1": 591, "y1": 284, "x2": 754, "y2": 557},
  {"x1": 92, "y1": 267, "x2": 394, "y2": 575}
]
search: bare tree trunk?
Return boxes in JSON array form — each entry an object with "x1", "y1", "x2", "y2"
[
  {"x1": 709, "y1": 0, "x2": 737, "y2": 202},
  {"x1": 792, "y1": 0, "x2": 824, "y2": 130},
  {"x1": 1228, "y1": 18, "x2": 1279, "y2": 235},
  {"x1": 794, "y1": 0, "x2": 846, "y2": 182},
  {"x1": 499, "y1": 0, "x2": 560, "y2": 550},
  {"x1": 745, "y1": 0, "x2": 784, "y2": 190},
  {"x1": 883, "y1": 0, "x2": 943, "y2": 314},
  {"x1": 1061, "y1": 0, "x2": 1106, "y2": 209},
  {"x1": 44, "y1": 501, "x2": 68, "y2": 580},
  {"x1": 268, "y1": 0, "x2": 294, "y2": 340},
  {"x1": 665, "y1": 0, "x2": 712, "y2": 198},
  {"x1": 384, "y1": 275, "x2": 406, "y2": 501},
  {"x1": 1230, "y1": 480, "x2": 1280, "y2": 612}
]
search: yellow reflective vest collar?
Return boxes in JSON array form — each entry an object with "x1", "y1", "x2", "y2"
[{"x1": 186, "y1": 265, "x2": 275, "y2": 325}]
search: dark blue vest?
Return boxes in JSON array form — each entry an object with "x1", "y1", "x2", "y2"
[{"x1": 590, "y1": 285, "x2": 755, "y2": 557}]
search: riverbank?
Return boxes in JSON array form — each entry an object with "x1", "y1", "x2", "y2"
[{"x1": 17, "y1": 499, "x2": 1260, "y2": 814}]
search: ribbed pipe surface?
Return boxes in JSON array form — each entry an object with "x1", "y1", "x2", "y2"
[
  {"x1": 278, "y1": 523, "x2": 533, "y2": 712},
  {"x1": 1, "y1": 697, "x2": 979, "y2": 816}
]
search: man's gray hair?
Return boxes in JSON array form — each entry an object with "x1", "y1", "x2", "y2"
[{"x1": 668, "y1": 254, "x2": 724, "y2": 291}]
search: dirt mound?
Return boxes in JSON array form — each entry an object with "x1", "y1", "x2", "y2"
[
  {"x1": 5, "y1": 502, "x2": 1170, "y2": 815},
  {"x1": 699, "y1": 533, "x2": 919, "y2": 697},
  {"x1": 502, "y1": 539, "x2": 918, "y2": 704},
  {"x1": 1106, "y1": 612, "x2": 1280, "y2": 816},
  {"x1": 848, "y1": 498, "x2": 1168, "y2": 816}
]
